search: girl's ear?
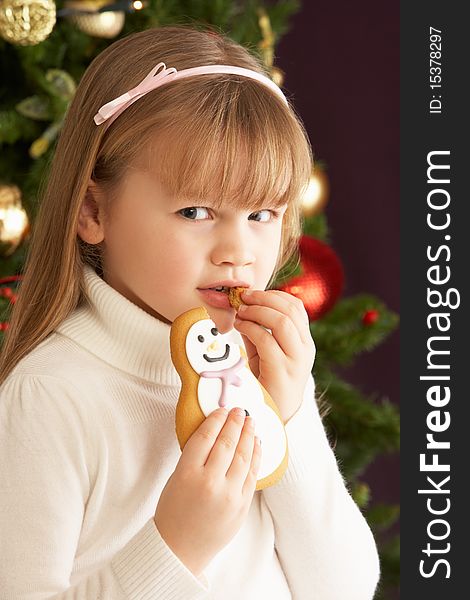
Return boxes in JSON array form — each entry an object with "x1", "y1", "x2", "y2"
[{"x1": 77, "y1": 179, "x2": 106, "y2": 244}]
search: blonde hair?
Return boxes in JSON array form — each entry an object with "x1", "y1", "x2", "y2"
[{"x1": 0, "y1": 25, "x2": 312, "y2": 385}]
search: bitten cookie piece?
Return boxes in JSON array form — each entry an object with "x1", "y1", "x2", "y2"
[{"x1": 228, "y1": 287, "x2": 247, "y2": 311}]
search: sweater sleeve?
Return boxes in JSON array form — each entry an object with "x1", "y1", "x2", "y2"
[
  {"x1": 262, "y1": 374, "x2": 381, "y2": 600},
  {"x1": 0, "y1": 374, "x2": 210, "y2": 600}
]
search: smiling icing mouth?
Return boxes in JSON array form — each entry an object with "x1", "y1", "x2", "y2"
[{"x1": 203, "y1": 344, "x2": 230, "y2": 362}]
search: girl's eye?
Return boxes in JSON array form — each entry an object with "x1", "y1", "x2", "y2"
[
  {"x1": 249, "y1": 209, "x2": 279, "y2": 223},
  {"x1": 179, "y1": 207, "x2": 210, "y2": 220}
]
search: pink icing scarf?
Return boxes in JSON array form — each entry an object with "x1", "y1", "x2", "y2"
[{"x1": 200, "y1": 356, "x2": 245, "y2": 407}]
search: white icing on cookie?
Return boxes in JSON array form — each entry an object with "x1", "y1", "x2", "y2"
[
  {"x1": 185, "y1": 319, "x2": 241, "y2": 373},
  {"x1": 185, "y1": 318, "x2": 287, "y2": 480}
]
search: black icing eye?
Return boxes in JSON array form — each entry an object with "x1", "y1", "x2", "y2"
[
  {"x1": 198, "y1": 335, "x2": 205, "y2": 343},
  {"x1": 211, "y1": 328, "x2": 219, "y2": 336}
]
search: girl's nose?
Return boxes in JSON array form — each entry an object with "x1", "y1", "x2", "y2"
[{"x1": 210, "y1": 230, "x2": 256, "y2": 267}]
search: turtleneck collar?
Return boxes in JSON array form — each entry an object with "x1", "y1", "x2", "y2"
[{"x1": 56, "y1": 265, "x2": 181, "y2": 386}]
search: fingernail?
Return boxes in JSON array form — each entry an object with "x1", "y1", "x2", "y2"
[
  {"x1": 242, "y1": 290, "x2": 252, "y2": 297},
  {"x1": 238, "y1": 304, "x2": 247, "y2": 312}
]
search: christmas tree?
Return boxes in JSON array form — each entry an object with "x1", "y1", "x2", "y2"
[{"x1": 0, "y1": 1, "x2": 399, "y2": 597}]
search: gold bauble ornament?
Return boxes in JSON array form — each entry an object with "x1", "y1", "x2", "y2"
[
  {"x1": 301, "y1": 166, "x2": 330, "y2": 217},
  {"x1": 0, "y1": 0, "x2": 56, "y2": 46},
  {"x1": 270, "y1": 66, "x2": 285, "y2": 88},
  {"x1": 64, "y1": 0, "x2": 125, "y2": 38},
  {"x1": 0, "y1": 184, "x2": 30, "y2": 257}
]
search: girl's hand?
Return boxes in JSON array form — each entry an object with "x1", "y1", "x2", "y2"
[
  {"x1": 234, "y1": 290, "x2": 316, "y2": 423},
  {"x1": 154, "y1": 407, "x2": 261, "y2": 577}
]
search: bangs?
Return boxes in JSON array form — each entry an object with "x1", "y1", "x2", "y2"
[{"x1": 137, "y1": 78, "x2": 312, "y2": 210}]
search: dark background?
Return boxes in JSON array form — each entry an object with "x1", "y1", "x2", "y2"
[{"x1": 277, "y1": 1, "x2": 400, "y2": 512}]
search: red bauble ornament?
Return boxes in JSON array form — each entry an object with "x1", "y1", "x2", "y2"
[
  {"x1": 278, "y1": 236, "x2": 344, "y2": 320},
  {"x1": 0, "y1": 275, "x2": 23, "y2": 331},
  {"x1": 362, "y1": 309, "x2": 379, "y2": 326}
]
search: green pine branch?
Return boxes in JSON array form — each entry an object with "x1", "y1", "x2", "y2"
[
  {"x1": 314, "y1": 367, "x2": 399, "y2": 480},
  {"x1": 311, "y1": 294, "x2": 399, "y2": 367},
  {"x1": 302, "y1": 212, "x2": 330, "y2": 242}
]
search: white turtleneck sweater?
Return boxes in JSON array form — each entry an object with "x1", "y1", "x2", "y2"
[{"x1": 0, "y1": 266, "x2": 380, "y2": 600}]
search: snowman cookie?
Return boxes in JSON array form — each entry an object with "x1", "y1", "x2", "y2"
[{"x1": 170, "y1": 306, "x2": 288, "y2": 490}]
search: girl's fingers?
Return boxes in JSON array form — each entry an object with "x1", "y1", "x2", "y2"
[
  {"x1": 180, "y1": 407, "x2": 229, "y2": 468},
  {"x1": 204, "y1": 408, "x2": 249, "y2": 476},
  {"x1": 242, "y1": 436, "x2": 262, "y2": 496},
  {"x1": 225, "y1": 415, "x2": 256, "y2": 482},
  {"x1": 241, "y1": 289, "x2": 311, "y2": 344},
  {"x1": 234, "y1": 317, "x2": 284, "y2": 362},
  {"x1": 238, "y1": 331, "x2": 257, "y2": 362},
  {"x1": 266, "y1": 290, "x2": 310, "y2": 323},
  {"x1": 236, "y1": 304, "x2": 301, "y2": 359}
]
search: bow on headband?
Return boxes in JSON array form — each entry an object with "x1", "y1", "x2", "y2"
[
  {"x1": 94, "y1": 62, "x2": 177, "y2": 125},
  {"x1": 93, "y1": 61, "x2": 288, "y2": 127}
]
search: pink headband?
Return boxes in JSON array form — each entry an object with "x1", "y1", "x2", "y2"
[{"x1": 93, "y1": 62, "x2": 288, "y2": 127}]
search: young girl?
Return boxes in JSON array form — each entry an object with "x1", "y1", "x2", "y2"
[{"x1": 0, "y1": 26, "x2": 380, "y2": 599}]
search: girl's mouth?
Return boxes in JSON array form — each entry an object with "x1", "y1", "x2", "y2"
[{"x1": 197, "y1": 288, "x2": 232, "y2": 309}]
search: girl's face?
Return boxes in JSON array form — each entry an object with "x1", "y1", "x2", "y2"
[{"x1": 96, "y1": 168, "x2": 287, "y2": 333}]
